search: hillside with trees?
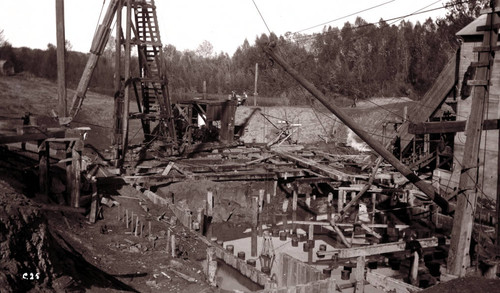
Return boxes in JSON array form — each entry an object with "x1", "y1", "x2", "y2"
[{"x1": 0, "y1": 0, "x2": 487, "y2": 105}]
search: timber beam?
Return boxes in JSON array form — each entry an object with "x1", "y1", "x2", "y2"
[
  {"x1": 408, "y1": 119, "x2": 500, "y2": 134},
  {"x1": 317, "y1": 237, "x2": 439, "y2": 258}
]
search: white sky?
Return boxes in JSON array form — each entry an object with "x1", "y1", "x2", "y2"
[{"x1": 0, "y1": 0, "x2": 450, "y2": 56}]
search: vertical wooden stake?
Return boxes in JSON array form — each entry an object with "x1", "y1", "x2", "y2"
[
  {"x1": 126, "y1": 209, "x2": 129, "y2": 228},
  {"x1": 38, "y1": 140, "x2": 49, "y2": 196},
  {"x1": 148, "y1": 221, "x2": 151, "y2": 236},
  {"x1": 371, "y1": 193, "x2": 376, "y2": 225},
  {"x1": 198, "y1": 207, "x2": 205, "y2": 235},
  {"x1": 171, "y1": 235, "x2": 176, "y2": 257},
  {"x1": 410, "y1": 251, "x2": 419, "y2": 286},
  {"x1": 203, "y1": 80, "x2": 207, "y2": 99},
  {"x1": 206, "y1": 191, "x2": 213, "y2": 217},
  {"x1": 251, "y1": 196, "x2": 258, "y2": 257},
  {"x1": 254, "y1": 63, "x2": 258, "y2": 106},
  {"x1": 266, "y1": 193, "x2": 271, "y2": 204},
  {"x1": 308, "y1": 224, "x2": 314, "y2": 265},
  {"x1": 259, "y1": 189, "x2": 265, "y2": 213},
  {"x1": 71, "y1": 140, "x2": 83, "y2": 208},
  {"x1": 89, "y1": 178, "x2": 98, "y2": 223},
  {"x1": 130, "y1": 212, "x2": 134, "y2": 233},
  {"x1": 292, "y1": 189, "x2": 298, "y2": 211},
  {"x1": 207, "y1": 247, "x2": 217, "y2": 286},
  {"x1": 355, "y1": 256, "x2": 366, "y2": 293},
  {"x1": 338, "y1": 189, "x2": 344, "y2": 211},
  {"x1": 135, "y1": 216, "x2": 139, "y2": 236},
  {"x1": 166, "y1": 229, "x2": 171, "y2": 253},
  {"x1": 273, "y1": 180, "x2": 277, "y2": 197}
]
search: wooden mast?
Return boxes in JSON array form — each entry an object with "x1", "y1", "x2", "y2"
[
  {"x1": 55, "y1": 0, "x2": 67, "y2": 118},
  {"x1": 448, "y1": 1, "x2": 499, "y2": 276}
]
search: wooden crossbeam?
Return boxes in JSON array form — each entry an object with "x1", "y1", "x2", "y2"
[
  {"x1": 273, "y1": 150, "x2": 352, "y2": 181},
  {"x1": 0, "y1": 130, "x2": 66, "y2": 144},
  {"x1": 317, "y1": 237, "x2": 438, "y2": 258},
  {"x1": 408, "y1": 119, "x2": 500, "y2": 134}
]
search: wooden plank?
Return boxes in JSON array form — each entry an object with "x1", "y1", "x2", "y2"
[
  {"x1": 476, "y1": 22, "x2": 500, "y2": 31},
  {"x1": 408, "y1": 119, "x2": 500, "y2": 134},
  {"x1": 273, "y1": 150, "x2": 352, "y2": 181},
  {"x1": 473, "y1": 45, "x2": 500, "y2": 52},
  {"x1": 467, "y1": 79, "x2": 490, "y2": 86},
  {"x1": 366, "y1": 271, "x2": 422, "y2": 292},
  {"x1": 355, "y1": 256, "x2": 365, "y2": 293},
  {"x1": 0, "y1": 130, "x2": 66, "y2": 144},
  {"x1": 317, "y1": 237, "x2": 438, "y2": 258},
  {"x1": 161, "y1": 161, "x2": 174, "y2": 176}
]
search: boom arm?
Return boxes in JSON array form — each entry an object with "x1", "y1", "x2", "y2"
[{"x1": 66, "y1": 0, "x2": 120, "y2": 122}]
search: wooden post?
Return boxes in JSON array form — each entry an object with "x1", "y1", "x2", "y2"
[
  {"x1": 203, "y1": 80, "x2": 207, "y2": 99},
  {"x1": 207, "y1": 247, "x2": 217, "y2": 286},
  {"x1": 261, "y1": 43, "x2": 449, "y2": 212},
  {"x1": 166, "y1": 229, "x2": 171, "y2": 253},
  {"x1": 338, "y1": 189, "x2": 344, "y2": 211},
  {"x1": 251, "y1": 196, "x2": 258, "y2": 257},
  {"x1": 65, "y1": 141, "x2": 72, "y2": 199},
  {"x1": 449, "y1": 2, "x2": 499, "y2": 276},
  {"x1": 206, "y1": 191, "x2": 213, "y2": 217},
  {"x1": 126, "y1": 209, "x2": 129, "y2": 228},
  {"x1": 382, "y1": 123, "x2": 386, "y2": 146},
  {"x1": 148, "y1": 221, "x2": 151, "y2": 236},
  {"x1": 410, "y1": 251, "x2": 419, "y2": 286},
  {"x1": 120, "y1": 0, "x2": 132, "y2": 163},
  {"x1": 371, "y1": 193, "x2": 376, "y2": 225},
  {"x1": 206, "y1": 191, "x2": 213, "y2": 238},
  {"x1": 71, "y1": 140, "x2": 83, "y2": 208},
  {"x1": 130, "y1": 212, "x2": 134, "y2": 233},
  {"x1": 89, "y1": 178, "x2": 98, "y2": 223},
  {"x1": 308, "y1": 224, "x2": 314, "y2": 264},
  {"x1": 266, "y1": 193, "x2": 271, "y2": 204},
  {"x1": 55, "y1": 0, "x2": 67, "y2": 118},
  {"x1": 112, "y1": 0, "x2": 123, "y2": 162},
  {"x1": 497, "y1": 129, "x2": 500, "y2": 255},
  {"x1": 355, "y1": 256, "x2": 366, "y2": 293},
  {"x1": 38, "y1": 140, "x2": 49, "y2": 196},
  {"x1": 292, "y1": 189, "x2": 298, "y2": 234},
  {"x1": 273, "y1": 180, "x2": 277, "y2": 197},
  {"x1": 253, "y1": 63, "x2": 258, "y2": 106},
  {"x1": 259, "y1": 189, "x2": 265, "y2": 213},
  {"x1": 198, "y1": 207, "x2": 205, "y2": 235},
  {"x1": 171, "y1": 235, "x2": 176, "y2": 257}
]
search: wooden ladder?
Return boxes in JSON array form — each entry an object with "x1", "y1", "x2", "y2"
[{"x1": 131, "y1": 0, "x2": 177, "y2": 143}]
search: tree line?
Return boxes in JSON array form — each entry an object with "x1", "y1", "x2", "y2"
[{"x1": 0, "y1": 0, "x2": 485, "y2": 104}]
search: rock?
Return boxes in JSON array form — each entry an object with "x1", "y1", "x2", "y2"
[{"x1": 129, "y1": 246, "x2": 140, "y2": 253}]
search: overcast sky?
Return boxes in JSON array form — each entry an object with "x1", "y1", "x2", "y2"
[{"x1": 0, "y1": 0, "x2": 449, "y2": 55}]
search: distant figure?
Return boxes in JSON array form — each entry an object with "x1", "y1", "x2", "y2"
[{"x1": 351, "y1": 97, "x2": 358, "y2": 108}]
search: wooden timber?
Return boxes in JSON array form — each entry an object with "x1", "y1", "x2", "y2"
[
  {"x1": 366, "y1": 271, "x2": 422, "y2": 293},
  {"x1": 316, "y1": 237, "x2": 438, "y2": 258},
  {"x1": 408, "y1": 119, "x2": 500, "y2": 134},
  {"x1": 273, "y1": 150, "x2": 353, "y2": 181},
  {"x1": 0, "y1": 129, "x2": 65, "y2": 144}
]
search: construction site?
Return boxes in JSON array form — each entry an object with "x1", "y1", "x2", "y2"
[{"x1": 2, "y1": 0, "x2": 500, "y2": 292}]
